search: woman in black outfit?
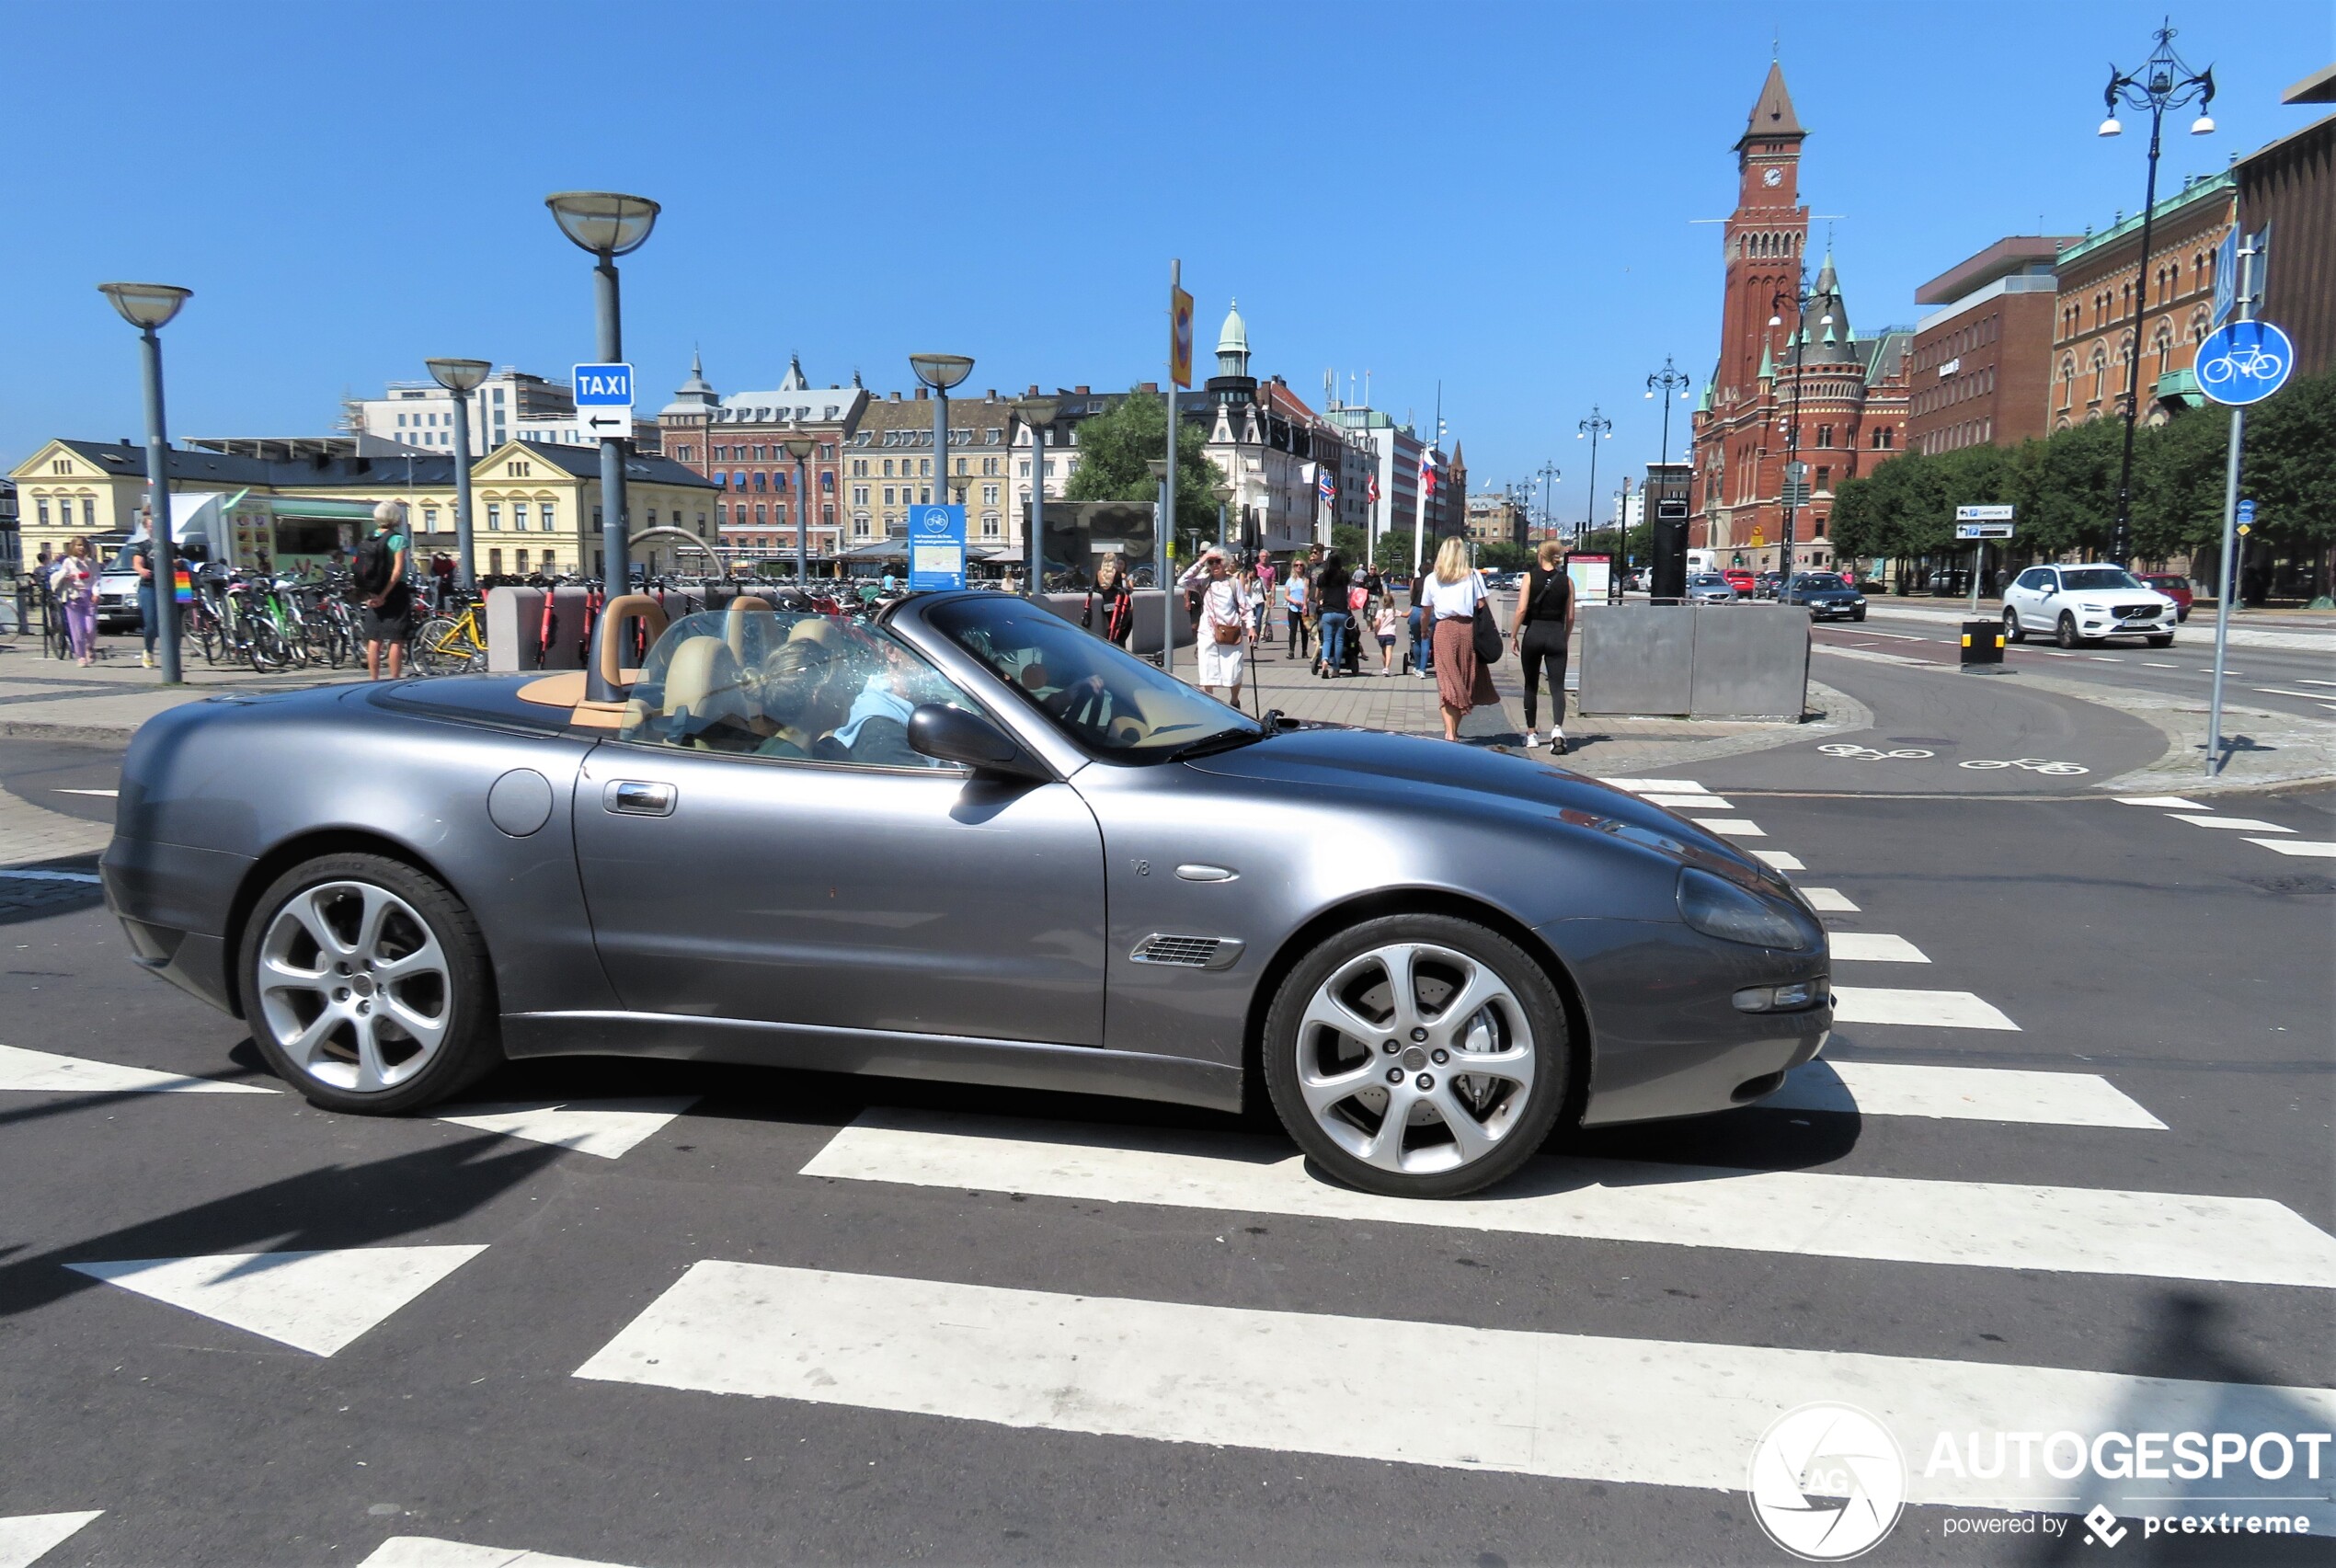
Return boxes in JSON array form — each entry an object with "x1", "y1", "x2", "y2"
[
  {"x1": 1081, "y1": 552, "x2": 1135, "y2": 648},
  {"x1": 1509, "y1": 539, "x2": 1575, "y2": 752}
]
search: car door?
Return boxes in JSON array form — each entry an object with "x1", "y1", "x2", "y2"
[
  {"x1": 571, "y1": 611, "x2": 1107, "y2": 1046},
  {"x1": 2008, "y1": 568, "x2": 2048, "y2": 622}
]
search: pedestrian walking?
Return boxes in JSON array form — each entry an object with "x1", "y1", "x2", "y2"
[
  {"x1": 1314, "y1": 550, "x2": 1353, "y2": 679},
  {"x1": 1511, "y1": 539, "x2": 1575, "y2": 752},
  {"x1": 132, "y1": 521, "x2": 159, "y2": 669},
  {"x1": 1283, "y1": 564, "x2": 1311, "y2": 660},
  {"x1": 1082, "y1": 551, "x2": 1135, "y2": 649},
  {"x1": 430, "y1": 552, "x2": 456, "y2": 610},
  {"x1": 1406, "y1": 566, "x2": 1436, "y2": 678},
  {"x1": 1424, "y1": 536, "x2": 1498, "y2": 742},
  {"x1": 1373, "y1": 594, "x2": 1401, "y2": 676},
  {"x1": 52, "y1": 536, "x2": 99, "y2": 665},
  {"x1": 1253, "y1": 554, "x2": 1277, "y2": 640},
  {"x1": 1177, "y1": 546, "x2": 1254, "y2": 707},
  {"x1": 356, "y1": 499, "x2": 414, "y2": 681}
]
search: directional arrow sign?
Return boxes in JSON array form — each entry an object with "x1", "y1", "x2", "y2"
[
  {"x1": 573, "y1": 361, "x2": 635, "y2": 440},
  {"x1": 1954, "y1": 505, "x2": 2015, "y2": 521}
]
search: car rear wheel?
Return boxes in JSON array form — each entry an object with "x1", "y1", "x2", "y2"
[
  {"x1": 240, "y1": 853, "x2": 498, "y2": 1115},
  {"x1": 2003, "y1": 609, "x2": 2023, "y2": 643},
  {"x1": 2055, "y1": 612, "x2": 2082, "y2": 648},
  {"x1": 1262, "y1": 915, "x2": 1570, "y2": 1198}
]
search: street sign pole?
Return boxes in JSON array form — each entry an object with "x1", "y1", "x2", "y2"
[{"x1": 2204, "y1": 232, "x2": 2272, "y2": 777}]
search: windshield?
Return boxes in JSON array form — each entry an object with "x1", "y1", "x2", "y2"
[
  {"x1": 925, "y1": 596, "x2": 1260, "y2": 762},
  {"x1": 1795, "y1": 574, "x2": 1847, "y2": 589},
  {"x1": 2060, "y1": 567, "x2": 2144, "y2": 592},
  {"x1": 1689, "y1": 575, "x2": 1727, "y2": 587}
]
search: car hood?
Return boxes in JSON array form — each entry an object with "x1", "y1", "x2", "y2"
[
  {"x1": 2070, "y1": 591, "x2": 2170, "y2": 610},
  {"x1": 1182, "y1": 727, "x2": 1785, "y2": 889}
]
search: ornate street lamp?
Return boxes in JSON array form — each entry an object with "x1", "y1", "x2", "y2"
[
  {"x1": 2098, "y1": 23, "x2": 2216, "y2": 567},
  {"x1": 545, "y1": 191, "x2": 659, "y2": 595},
  {"x1": 909, "y1": 354, "x2": 974, "y2": 555},
  {"x1": 1011, "y1": 394, "x2": 1059, "y2": 593},
  {"x1": 425, "y1": 358, "x2": 492, "y2": 590},
  {"x1": 1575, "y1": 407, "x2": 1613, "y2": 548},
  {"x1": 781, "y1": 426, "x2": 820, "y2": 587},
  {"x1": 98, "y1": 281, "x2": 192, "y2": 683}
]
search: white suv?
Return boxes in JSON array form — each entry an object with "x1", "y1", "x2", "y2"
[{"x1": 2002, "y1": 565, "x2": 2177, "y2": 649}]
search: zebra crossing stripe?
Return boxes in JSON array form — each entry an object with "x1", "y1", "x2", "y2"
[
  {"x1": 1644, "y1": 794, "x2": 1731, "y2": 810},
  {"x1": 800, "y1": 1111, "x2": 2336, "y2": 1286},
  {"x1": 358, "y1": 1537, "x2": 640, "y2": 1568},
  {"x1": 2170, "y1": 814, "x2": 2293, "y2": 832},
  {"x1": 1599, "y1": 779, "x2": 1707, "y2": 793},
  {"x1": 1752, "y1": 850, "x2": 1804, "y2": 871},
  {"x1": 573, "y1": 1261, "x2": 2336, "y2": 1526},
  {"x1": 1769, "y1": 1060, "x2": 2165, "y2": 1129},
  {"x1": 2250, "y1": 839, "x2": 2336, "y2": 858},
  {"x1": 2114, "y1": 795, "x2": 2205, "y2": 808},
  {"x1": 1689, "y1": 818, "x2": 1765, "y2": 837},
  {"x1": 1830, "y1": 987, "x2": 2019, "y2": 1030},
  {"x1": 1828, "y1": 933, "x2": 1929, "y2": 963},
  {"x1": 0, "y1": 1513, "x2": 102, "y2": 1568},
  {"x1": 1801, "y1": 887, "x2": 1860, "y2": 911}
]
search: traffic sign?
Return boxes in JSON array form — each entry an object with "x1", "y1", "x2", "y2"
[
  {"x1": 2238, "y1": 522, "x2": 2252, "y2": 538},
  {"x1": 2237, "y1": 499, "x2": 2255, "y2": 525},
  {"x1": 2196, "y1": 320, "x2": 2293, "y2": 406},
  {"x1": 907, "y1": 504, "x2": 968, "y2": 591},
  {"x1": 2212, "y1": 231, "x2": 2237, "y2": 329},
  {"x1": 1954, "y1": 504, "x2": 2015, "y2": 521},
  {"x1": 572, "y1": 361, "x2": 636, "y2": 438},
  {"x1": 1954, "y1": 521, "x2": 2015, "y2": 540}
]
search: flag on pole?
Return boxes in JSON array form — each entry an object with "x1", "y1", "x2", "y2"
[
  {"x1": 1170, "y1": 284, "x2": 1196, "y2": 389},
  {"x1": 1418, "y1": 451, "x2": 1438, "y2": 498},
  {"x1": 1318, "y1": 468, "x2": 1336, "y2": 504},
  {"x1": 1366, "y1": 471, "x2": 1380, "y2": 506}
]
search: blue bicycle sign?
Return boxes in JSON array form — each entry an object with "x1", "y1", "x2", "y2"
[{"x1": 2195, "y1": 320, "x2": 2294, "y2": 406}]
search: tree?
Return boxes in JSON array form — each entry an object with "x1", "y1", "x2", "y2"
[{"x1": 1061, "y1": 389, "x2": 1226, "y2": 547}]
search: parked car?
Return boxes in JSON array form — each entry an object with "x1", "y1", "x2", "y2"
[
  {"x1": 1686, "y1": 573, "x2": 1738, "y2": 605},
  {"x1": 2138, "y1": 572, "x2": 2193, "y2": 622},
  {"x1": 1753, "y1": 571, "x2": 1786, "y2": 600},
  {"x1": 2001, "y1": 564, "x2": 2178, "y2": 648},
  {"x1": 95, "y1": 547, "x2": 143, "y2": 632},
  {"x1": 1780, "y1": 572, "x2": 1867, "y2": 621},
  {"x1": 1722, "y1": 568, "x2": 1757, "y2": 598},
  {"x1": 103, "y1": 591, "x2": 1831, "y2": 1200}
]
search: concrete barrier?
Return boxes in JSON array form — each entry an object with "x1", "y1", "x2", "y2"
[{"x1": 1576, "y1": 603, "x2": 1808, "y2": 719}]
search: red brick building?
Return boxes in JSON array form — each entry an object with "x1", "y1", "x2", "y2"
[
  {"x1": 656, "y1": 353, "x2": 868, "y2": 562},
  {"x1": 1907, "y1": 237, "x2": 2076, "y2": 455},
  {"x1": 2049, "y1": 171, "x2": 2234, "y2": 430},
  {"x1": 1689, "y1": 63, "x2": 1912, "y2": 573}
]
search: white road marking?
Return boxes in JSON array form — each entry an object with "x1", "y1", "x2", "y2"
[
  {"x1": 0, "y1": 1043, "x2": 272, "y2": 1095},
  {"x1": 65, "y1": 1245, "x2": 488, "y2": 1356},
  {"x1": 1752, "y1": 850, "x2": 1804, "y2": 871},
  {"x1": 0, "y1": 869, "x2": 100, "y2": 886},
  {"x1": 52, "y1": 788, "x2": 117, "y2": 797},
  {"x1": 575, "y1": 1261, "x2": 2336, "y2": 1527},
  {"x1": 1600, "y1": 779, "x2": 1706, "y2": 794},
  {"x1": 0, "y1": 1513, "x2": 103, "y2": 1568},
  {"x1": 1845, "y1": 628, "x2": 1929, "y2": 641},
  {"x1": 1689, "y1": 818, "x2": 1764, "y2": 837},
  {"x1": 2250, "y1": 839, "x2": 2336, "y2": 858},
  {"x1": 797, "y1": 1111, "x2": 2334, "y2": 1286},
  {"x1": 2037, "y1": 650, "x2": 2078, "y2": 658},
  {"x1": 2090, "y1": 656, "x2": 2122, "y2": 662},
  {"x1": 1771, "y1": 1060, "x2": 2165, "y2": 1129},
  {"x1": 2299, "y1": 679, "x2": 2336, "y2": 688},
  {"x1": 2256, "y1": 688, "x2": 2336, "y2": 701},
  {"x1": 1830, "y1": 987, "x2": 2020, "y2": 1031},
  {"x1": 2142, "y1": 661, "x2": 2179, "y2": 668},
  {"x1": 2169, "y1": 814, "x2": 2292, "y2": 832},
  {"x1": 2114, "y1": 795, "x2": 2205, "y2": 807},
  {"x1": 434, "y1": 1098, "x2": 699, "y2": 1160},
  {"x1": 1644, "y1": 794, "x2": 1731, "y2": 810},
  {"x1": 1801, "y1": 887, "x2": 1859, "y2": 911},
  {"x1": 359, "y1": 1539, "x2": 641, "y2": 1568},
  {"x1": 1828, "y1": 933, "x2": 1929, "y2": 963},
  {"x1": 1815, "y1": 646, "x2": 1929, "y2": 666}
]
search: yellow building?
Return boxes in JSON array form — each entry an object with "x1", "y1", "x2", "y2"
[{"x1": 9, "y1": 438, "x2": 716, "y2": 578}]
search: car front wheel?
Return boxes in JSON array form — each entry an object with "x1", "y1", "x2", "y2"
[
  {"x1": 2003, "y1": 609, "x2": 2023, "y2": 643},
  {"x1": 1262, "y1": 915, "x2": 1571, "y2": 1198},
  {"x1": 2147, "y1": 633, "x2": 2174, "y2": 648},
  {"x1": 2056, "y1": 612, "x2": 2082, "y2": 648},
  {"x1": 240, "y1": 853, "x2": 498, "y2": 1114}
]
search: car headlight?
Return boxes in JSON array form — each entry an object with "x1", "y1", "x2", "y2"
[{"x1": 1678, "y1": 867, "x2": 1815, "y2": 950}]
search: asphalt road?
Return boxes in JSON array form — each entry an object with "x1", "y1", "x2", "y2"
[{"x1": 1, "y1": 707, "x2": 2331, "y2": 1565}]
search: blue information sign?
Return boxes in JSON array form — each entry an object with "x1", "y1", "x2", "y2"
[
  {"x1": 2237, "y1": 499, "x2": 2255, "y2": 525},
  {"x1": 906, "y1": 504, "x2": 968, "y2": 591},
  {"x1": 2211, "y1": 232, "x2": 2237, "y2": 330},
  {"x1": 2195, "y1": 321, "x2": 2293, "y2": 407}
]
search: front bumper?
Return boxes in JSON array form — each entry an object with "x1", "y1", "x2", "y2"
[
  {"x1": 2076, "y1": 612, "x2": 2174, "y2": 638},
  {"x1": 1807, "y1": 601, "x2": 1865, "y2": 619}
]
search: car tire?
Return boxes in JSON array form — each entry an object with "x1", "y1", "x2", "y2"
[
  {"x1": 1851, "y1": 608, "x2": 1866, "y2": 623},
  {"x1": 2056, "y1": 612, "x2": 2081, "y2": 649},
  {"x1": 2003, "y1": 609, "x2": 2023, "y2": 643},
  {"x1": 2147, "y1": 633, "x2": 2174, "y2": 648},
  {"x1": 239, "y1": 853, "x2": 499, "y2": 1115},
  {"x1": 1262, "y1": 914, "x2": 1571, "y2": 1199}
]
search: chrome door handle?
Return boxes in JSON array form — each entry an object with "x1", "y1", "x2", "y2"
[{"x1": 606, "y1": 780, "x2": 676, "y2": 817}]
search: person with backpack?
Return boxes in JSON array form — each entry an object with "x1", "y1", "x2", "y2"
[
  {"x1": 1511, "y1": 540, "x2": 1576, "y2": 752},
  {"x1": 355, "y1": 499, "x2": 413, "y2": 680}
]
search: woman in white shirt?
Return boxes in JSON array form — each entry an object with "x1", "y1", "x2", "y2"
[
  {"x1": 1423, "y1": 536, "x2": 1498, "y2": 740},
  {"x1": 1177, "y1": 547, "x2": 1254, "y2": 706}
]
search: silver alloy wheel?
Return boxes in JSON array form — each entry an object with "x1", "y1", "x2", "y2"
[
  {"x1": 256, "y1": 879, "x2": 452, "y2": 1094},
  {"x1": 1293, "y1": 941, "x2": 1536, "y2": 1176}
]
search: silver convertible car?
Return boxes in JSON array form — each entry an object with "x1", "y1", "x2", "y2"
[{"x1": 102, "y1": 590, "x2": 1831, "y2": 1198}]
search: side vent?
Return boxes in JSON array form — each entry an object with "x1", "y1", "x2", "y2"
[{"x1": 1129, "y1": 933, "x2": 1246, "y2": 970}]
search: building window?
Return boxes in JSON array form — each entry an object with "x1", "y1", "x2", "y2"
[
  {"x1": 882, "y1": 459, "x2": 894, "y2": 477},
  {"x1": 1815, "y1": 465, "x2": 1831, "y2": 492},
  {"x1": 853, "y1": 486, "x2": 869, "y2": 505},
  {"x1": 83, "y1": 498, "x2": 96, "y2": 527},
  {"x1": 516, "y1": 549, "x2": 530, "y2": 574},
  {"x1": 1815, "y1": 425, "x2": 1833, "y2": 448},
  {"x1": 486, "y1": 504, "x2": 500, "y2": 532},
  {"x1": 488, "y1": 549, "x2": 503, "y2": 575},
  {"x1": 982, "y1": 484, "x2": 999, "y2": 506},
  {"x1": 755, "y1": 504, "x2": 767, "y2": 526},
  {"x1": 883, "y1": 487, "x2": 895, "y2": 506},
  {"x1": 853, "y1": 515, "x2": 870, "y2": 539},
  {"x1": 35, "y1": 498, "x2": 48, "y2": 526},
  {"x1": 981, "y1": 513, "x2": 1000, "y2": 539}
]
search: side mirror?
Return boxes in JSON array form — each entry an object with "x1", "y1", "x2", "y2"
[{"x1": 907, "y1": 703, "x2": 1050, "y2": 781}]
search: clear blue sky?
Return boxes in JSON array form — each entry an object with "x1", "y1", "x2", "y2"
[{"x1": 5, "y1": 1, "x2": 2323, "y2": 526}]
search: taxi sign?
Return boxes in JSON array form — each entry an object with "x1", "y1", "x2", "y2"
[{"x1": 573, "y1": 361, "x2": 636, "y2": 437}]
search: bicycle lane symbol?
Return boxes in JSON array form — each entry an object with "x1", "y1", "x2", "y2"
[
  {"x1": 1817, "y1": 743, "x2": 1935, "y2": 762},
  {"x1": 1959, "y1": 758, "x2": 2090, "y2": 776}
]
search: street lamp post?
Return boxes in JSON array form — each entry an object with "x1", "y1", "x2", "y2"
[
  {"x1": 1575, "y1": 407, "x2": 1612, "y2": 548},
  {"x1": 545, "y1": 191, "x2": 659, "y2": 597},
  {"x1": 1213, "y1": 482, "x2": 1234, "y2": 550},
  {"x1": 2099, "y1": 22, "x2": 2216, "y2": 567},
  {"x1": 425, "y1": 358, "x2": 491, "y2": 590},
  {"x1": 1769, "y1": 271, "x2": 1824, "y2": 576},
  {"x1": 1646, "y1": 355, "x2": 1692, "y2": 512},
  {"x1": 1147, "y1": 458, "x2": 1173, "y2": 670},
  {"x1": 98, "y1": 281, "x2": 192, "y2": 683},
  {"x1": 782, "y1": 427, "x2": 819, "y2": 588},
  {"x1": 1011, "y1": 395, "x2": 1059, "y2": 594},
  {"x1": 1536, "y1": 462, "x2": 1561, "y2": 544},
  {"x1": 909, "y1": 355, "x2": 974, "y2": 557}
]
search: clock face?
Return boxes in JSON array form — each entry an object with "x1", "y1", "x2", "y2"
[{"x1": 1762, "y1": 167, "x2": 1783, "y2": 188}]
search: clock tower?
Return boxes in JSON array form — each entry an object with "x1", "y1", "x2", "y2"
[{"x1": 1716, "y1": 61, "x2": 1809, "y2": 406}]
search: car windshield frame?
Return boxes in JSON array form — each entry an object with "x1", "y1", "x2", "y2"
[
  {"x1": 2059, "y1": 567, "x2": 2146, "y2": 593},
  {"x1": 922, "y1": 595, "x2": 1262, "y2": 765}
]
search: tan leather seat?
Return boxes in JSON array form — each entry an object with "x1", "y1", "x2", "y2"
[{"x1": 658, "y1": 635, "x2": 752, "y2": 728}]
